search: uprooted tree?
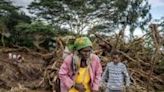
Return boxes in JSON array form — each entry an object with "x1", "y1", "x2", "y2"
[
  {"x1": 0, "y1": 0, "x2": 163, "y2": 92},
  {"x1": 1, "y1": 23, "x2": 163, "y2": 92}
]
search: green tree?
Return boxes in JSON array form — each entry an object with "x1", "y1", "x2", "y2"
[
  {"x1": 0, "y1": 0, "x2": 19, "y2": 46},
  {"x1": 0, "y1": 0, "x2": 31, "y2": 46},
  {"x1": 12, "y1": 21, "x2": 56, "y2": 48},
  {"x1": 0, "y1": 0, "x2": 31, "y2": 30},
  {"x1": 29, "y1": 0, "x2": 151, "y2": 35}
]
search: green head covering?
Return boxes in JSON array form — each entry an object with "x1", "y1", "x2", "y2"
[{"x1": 74, "y1": 37, "x2": 92, "y2": 51}]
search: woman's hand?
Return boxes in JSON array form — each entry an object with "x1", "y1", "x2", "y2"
[
  {"x1": 92, "y1": 90, "x2": 99, "y2": 92},
  {"x1": 74, "y1": 83, "x2": 86, "y2": 92}
]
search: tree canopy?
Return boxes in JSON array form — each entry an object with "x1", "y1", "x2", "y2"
[
  {"x1": 0, "y1": 0, "x2": 31, "y2": 46},
  {"x1": 29, "y1": 0, "x2": 151, "y2": 34},
  {"x1": 0, "y1": 0, "x2": 31, "y2": 31}
]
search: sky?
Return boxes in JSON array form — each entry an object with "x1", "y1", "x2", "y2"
[
  {"x1": 11, "y1": 0, "x2": 33, "y2": 15},
  {"x1": 149, "y1": 0, "x2": 164, "y2": 19},
  {"x1": 133, "y1": 0, "x2": 164, "y2": 36}
]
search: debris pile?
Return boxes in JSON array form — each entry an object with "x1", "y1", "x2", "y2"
[{"x1": 0, "y1": 24, "x2": 163, "y2": 92}]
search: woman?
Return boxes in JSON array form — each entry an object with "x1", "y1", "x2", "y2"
[{"x1": 59, "y1": 37, "x2": 102, "y2": 92}]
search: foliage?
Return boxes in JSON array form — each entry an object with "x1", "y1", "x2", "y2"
[
  {"x1": 9, "y1": 21, "x2": 57, "y2": 47},
  {"x1": 0, "y1": 0, "x2": 31, "y2": 31},
  {"x1": 28, "y1": 0, "x2": 151, "y2": 34},
  {"x1": 0, "y1": 0, "x2": 31, "y2": 46}
]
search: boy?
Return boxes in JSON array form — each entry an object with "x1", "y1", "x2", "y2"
[{"x1": 101, "y1": 50, "x2": 130, "y2": 92}]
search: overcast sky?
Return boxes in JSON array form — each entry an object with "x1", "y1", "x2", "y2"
[
  {"x1": 11, "y1": 0, "x2": 33, "y2": 7},
  {"x1": 11, "y1": 0, "x2": 33, "y2": 15},
  {"x1": 149, "y1": 0, "x2": 164, "y2": 19}
]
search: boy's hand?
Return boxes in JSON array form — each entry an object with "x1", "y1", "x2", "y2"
[
  {"x1": 74, "y1": 83, "x2": 86, "y2": 92},
  {"x1": 123, "y1": 86, "x2": 130, "y2": 92},
  {"x1": 126, "y1": 86, "x2": 130, "y2": 92}
]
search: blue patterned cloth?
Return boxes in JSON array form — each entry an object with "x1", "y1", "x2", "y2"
[{"x1": 102, "y1": 62, "x2": 130, "y2": 90}]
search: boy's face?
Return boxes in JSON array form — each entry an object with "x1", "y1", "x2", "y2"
[{"x1": 112, "y1": 55, "x2": 120, "y2": 64}]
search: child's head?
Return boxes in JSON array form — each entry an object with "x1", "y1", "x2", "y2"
[{"x1": 111, "y1": 50, "x2": 121, "y2": 64}]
